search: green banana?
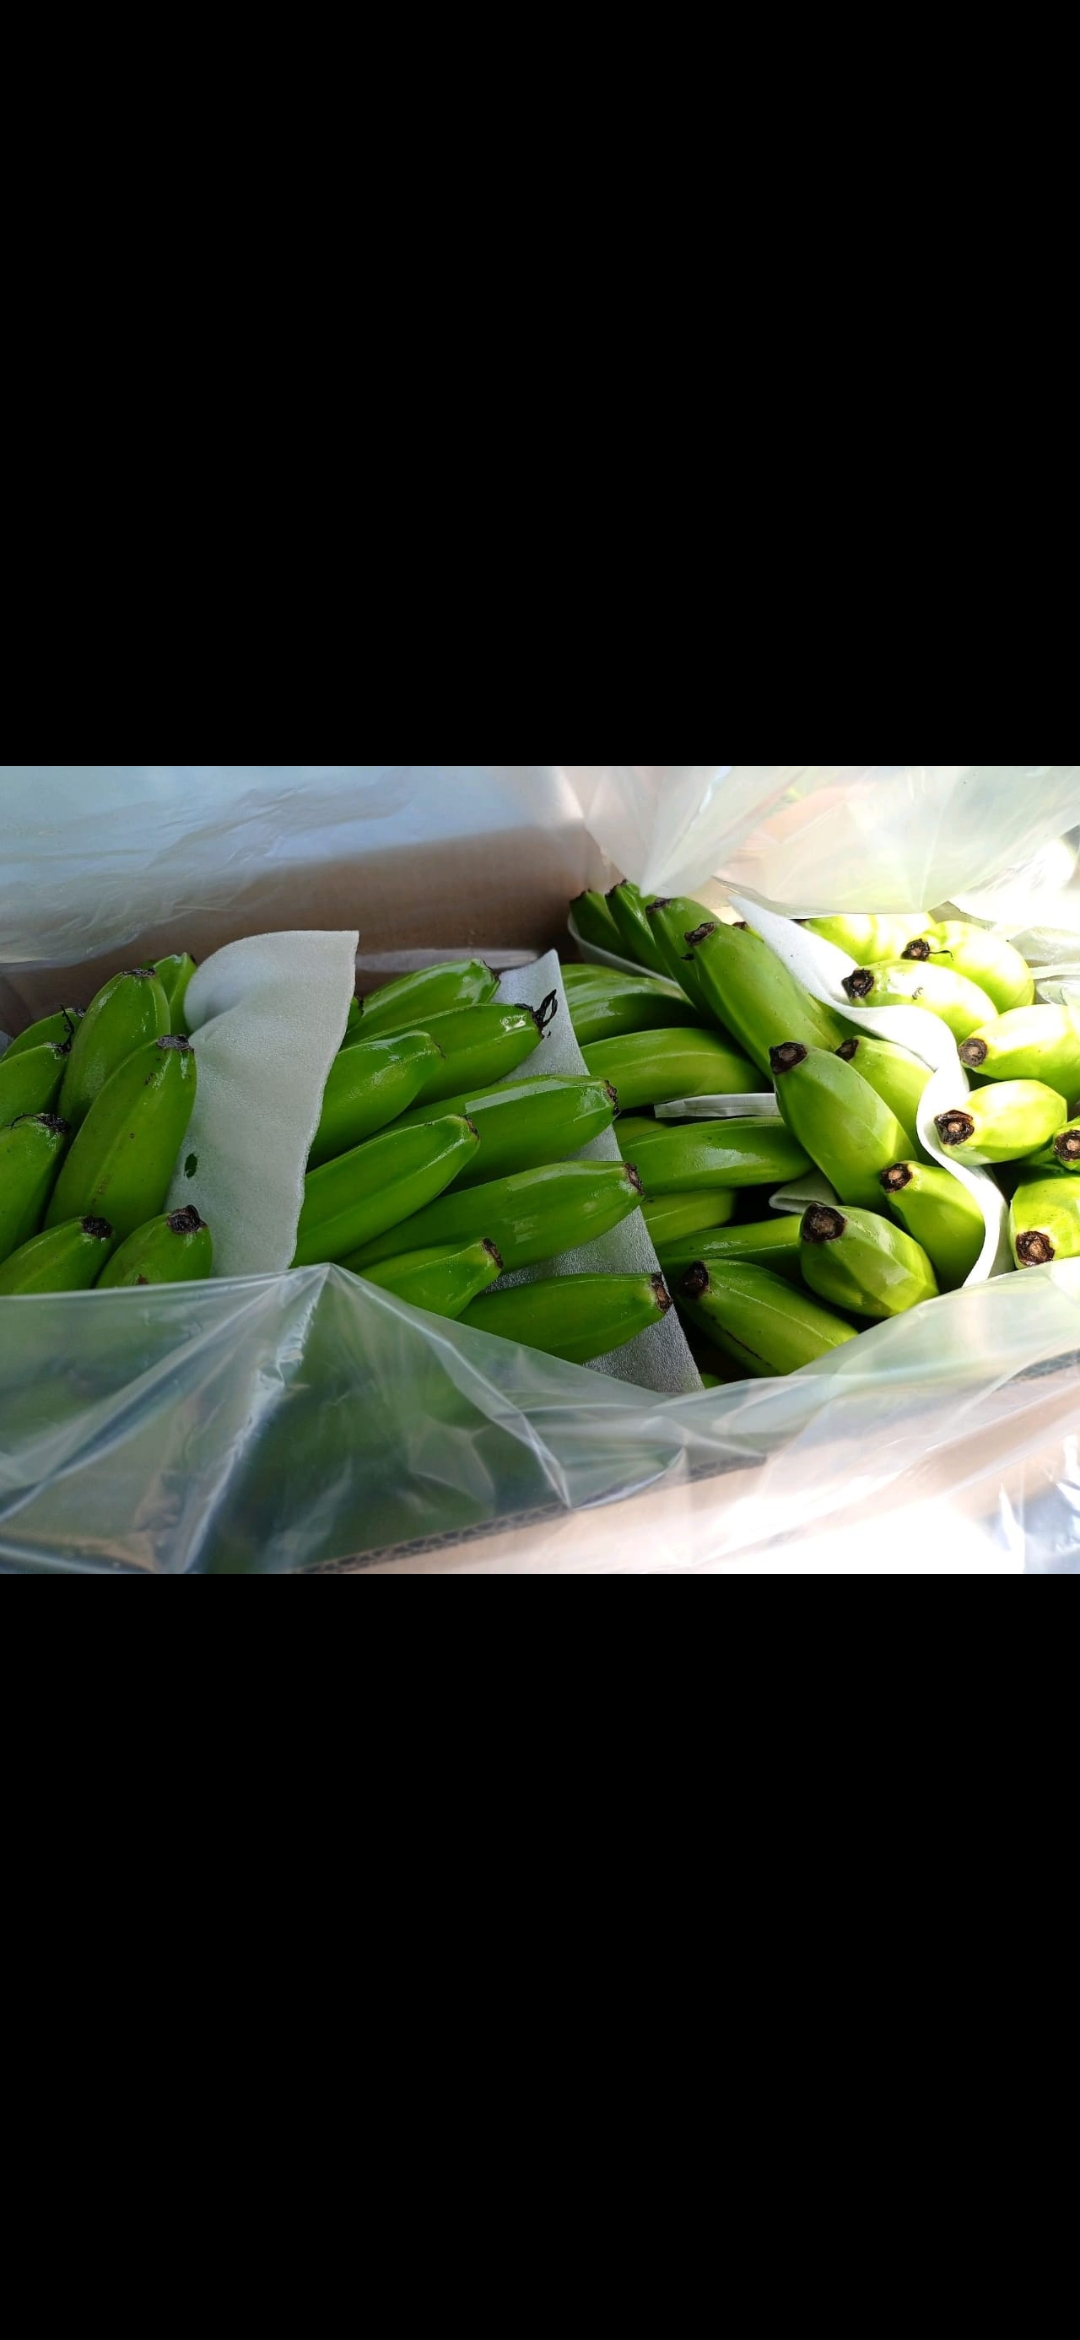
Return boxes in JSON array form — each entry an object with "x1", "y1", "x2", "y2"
[
  {"x1": 674, "y1": 1260, "x2": 857, "y2": 1378},
  {"x1": 582, "y1": 1030, "x2": 759, "y2": 1111},
  {"x1": 351, "y1": 959, "x2": 500, "y2": 1045},
  {"x1": 934, "y1": 1081, "x2": 1068, "y2": 1166},
  {"x1": 902, "y1": 923, "x2": 1035, "y2": 1017},
  {"x1": 958, "y1": 1006, "x2": 1080, "y2": 1102},
  {"x1": 309, "y1": 1030, "x2": 446, "y2": 1168},
  {"x1": 841, "y1": 960, "x2": 996, "y2": 1040},
  {"x1": 343, "y1": 997, "x2": 365, "y2": 1047},
  {"x1": 689, "y1": 922, "x2": 847, "y2": 1072},
  {"x1": 770, "y1": 1043, "x2": 913, "y2": 1209},
  {"x1": 625, "y1": 1117, "x2": 812, "y2": 1194},
  {"x1": 294, "y1": 1114, "x2": 480, "y2": 1268},
  {"x1": 0, "y1": 1042, "x2": 68, "y2": 1129},
  {"x1": 355, "y1": 1238, "x2": 505, "y2": 1318},
  {"x1": 4, "y1": 1007, "x2": 83, "y2": 1061},
  {"x1": 460, "y1": 1273, "x2": 672, "y2": 1365},
  {"x1": 642, "y1": 1191, "x2": 737, "y2": 1247},
  {"x1": 800, "y1": 1204, "x2": 940, "y2": 1320},
  {"x1": 1010, "y1": 1173, "x2": 1080, "y2": 1268},
  {"x1": 805, "y1": 914, "x2": 939, "y2": 962},
  {"x1": 97, "y1": 1206, "x2": 214, "y2": 1287},
  {"x1": 645, "y1": 897, "x2": 723, "y2": 1016},
  {"x1": 835, "y1": 1036, "x2": 931, "y2": 1160},
  {"x1": 656, "y1": 1215, "x2": 805, "y2": 1283},
  {"x1": 59, "y1": 967, "x2": 171, "y2": 1133},
  {"x1": 615, "y1": 1117, "x2": 661, "y2": 1158},
  {"x1": 606, "y1": 884, "x2": 670, "y2": 975},
  {"x1": 407, "y1": 1002, "x2": 548, "y2": 1104},
  {"x1": 570, "y1": 891, "x2": 626, "y2": 955},
  {"x1": 153, "y1": 953, "x2": 198, "y2": 1035},
  {"x1": 1027, "y1": 1125, "x2": 1080, "y2": 1175},
  {"x1": 349, "y1": 1159, "x2": 646, "y2": 1275},
  {"x1": 0, "y1": 1116, "x2": 71, "y2": 1264},
  {"x1": 0, "y1": 1213, "x2": 117, "y2": 1295},
  {"x1": 562, "y1": 962, "x2": 612, "y2": 988},
  {"x1": 46, "y1": 1037, "x2": 198, "y2": 1240},
  {"x1": 395, "y1": 1074, "x2": 619, "y2": 1187},
  {"x1": 879, "y1": 1161, "x2": 986, "y2": 1291},
  {"x1": 569, "y1": 979, "x2": 704, "y2": 1047}
]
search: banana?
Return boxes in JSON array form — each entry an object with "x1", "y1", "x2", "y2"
[
  {"x1": 606, "y1": 884, "x2": 671, "y2": 975},
  {"x1": 569, "y1": 979, "x2": 704, "y2": 1047},
  {"x1": 294, "y1": 1114, "x2": 480, "y2": 1267},
  {"x1": 4, "y1": 1007, "x2": 83, "y2": 1062},
  {"x1": 354, "y1": 959, "x2": 500, "y2": 1045},
  {"x1": 770, "y1": 1043, "x2": 914, "y2": 1209},
  {"x1": 460, "y1": 1273, "x2": 672, "y2": 1365},
  {"x1": 0, "y1": 1042, "x2": 68, "y2": 1129},
  {"x1": 689, "y1": 922, "x2": 847, "y2": 1072},
  {"x1": 0, "y1": 1214, "x2": 116, "y2": 1294},
  {"x1": 46, "y1": 1038, "x2": 198, "y2": 1240},
  {"x1": 342, "y1": 997, "x2": 365, "y2": 1047},
  {"x1": 349, "y1": 1160, "x2": 647, "y2": 1275},
  {"x1": 395, "y1": 1074, "x2": 619, "y2": 1187},
  {"x1": 835, "y1": 1036, "x2": 931, "y2": 1160},
  {"x1": 674, "y1": 1260, "x2": 858, "y2": 1377},
  {"x1": 625, "y1": 1117, "x2": 812, "y2": 1194},
  {"x1": 355, "y1": 1239, "x2": 505, "y2": 1318},
  {"x1": 935, "y1": 1080, "x2": 1068, "y2": 1166},
  {"x1": 309, "y1": 1031, "x2": 446, "y2": 1168},
  {"x1": 642, "y1": 1191, "x2": 737, "y2": 1247},
  {"x1": 562, "y1": 962, "x2": 612, "y2": 988},
  {"x1": 0, "y1": 1116, "x2": 71, "y2": 1264},
  {"x1": 1027, "y1": 1125, "x2": 1080, "y2": 1175},
  {"x1": 98, "y1": 1206, "x2": 214, "y2": 1287},
  {"x1": 879, "y1": 1161, "x2": 986, "y2": 1290},
  {"x1": 152, "y1": 953, "x2": 199, "y2": 1036},
  {"x1": 582, "y1": 1030, "x2": 759, "y2": 1111},
  {"x1": 570, "y1": 891, "x2": 626, "y2": 956},
  {"x1": 805, "y1": 914, "x2": 939, "y2": 962},
  {"x1": 409, "y1": 1003, "x2": 549, "y2": 1104},
  {"x1": 1010, "y1": 1173, "x2": 1080, "y2": 1268},
  {"x1": 958, "y1": 1006, "x2": 1080, "y2": 1102},
  {"x1": 841, "y1": 961, "x2": 996, "y2": 1040},
  {"x1": 645, "y1": 897, "x2": 723, "y2": 1017},
  {"x1": 902, "y1": 923, "x2": 1035, "y2": 1016},
  {"x1": 60, "y1": 967, "x2": 171, "y2": 1133},
  {"x1": 799, "y1": 1204, "x2": 940, "y2": 1319},
  {"x1": 657, "y1": 1215, "x2": 805, "y2": 1283},
  {"x1": 615, "y1": 1117, "x2": 661, "y2": 1158}
]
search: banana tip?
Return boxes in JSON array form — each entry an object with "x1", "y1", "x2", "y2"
[
  {"x1": 625, "y1": 1165, "x2": 646, "y2": 1198},
  {"x1": 652, "y1": 1274, "x2": 673, "y2": 1313},
  {"x1": 902, "y1": 940, "x2": 933, "y2": 961},
  {"x1": 881, "y1": 1164, "x2": 913, "y2": 1194},
  {"x1": 802, "y1": 1205, "x2": 845, "y2": 1245},
  {"x1": 679, "y1": 1264, "x2": 710, "y2": 1299},
  {"x1": 959, "y1": 1039, "x2": 988, "y2": 1068},
  {"x1": 168, "y1": 1207, "x2": 207, "y2": 1235},
  {"x1": 836, "y1": 1039, "x2": 859, "y2": 1062},
  {"x1": 1018, "y1": 1231, "x2": 1055, "y2": 1267},
  {"x1": 82, "y1": 1218, "x2": 114, "y2": 1241},
  {"x1": 482, "y1": 1240, "x2": 505, "y2": 1272},
  {"x1": 160, "y1": 1036, "x2": 194, "y2": 1055},
  {"x1": 770, "y1": 1043, "x2": 808, "y2": 1075},
  {"x1": 936, "y1": 1111, "x2": 974, "y2": 1148},
  {"x1": 1055, "y1": 1131, "x2": 1080, "y2": 1165},
  {"x1": 843, "y1": 971, "x2": 875, "y2": 1001},
  {"x1": 685, "y1": 922, "x2": 718, "y2": 948}
]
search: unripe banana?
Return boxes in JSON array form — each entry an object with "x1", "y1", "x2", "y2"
[
  {"x1": 4, "y1": 1007, "x2": 83, "y2": 1062},
  {"x1": 835, "y1": 1036, "x2": 931, "y2": 1161},
  {"x1": 805, "y1": 913, "x2": 939, "y2": 962},
  {"x1": 355, "y1": 1238, "x2": 505, "y2": 1318},
  {"x1": 349, "y1": 1159, "x2": 647, "y2": 1275},
  {"x1": 98, "y1": 1206, "x2": 214, "y2": 1288},
  {"x1": 645, "y1": 897, "x2": 724, "y2": 1017},
  {"x1": 606, "y1": 883, "x2": 670, "y2": 975},
  {"x1": 934, "y1": 1080, "x2": 1067, "y2": 1166},
  {"x1": 626, "y1": 1117, "x2": 812, "y2": 1194},
  {"x1": 0, "y1": 1214, "x2": 116, "y2": 1294},
  {"x1": 562, "y1": 962, "x2": 613, "y2": 988},
  {"x1": 1009, "y1": 1173, "x2": 1080, "y2": 1268},
  {"x1": 674, "y1": 1260, "x2": 858, "y2": 1377},
  {"x1": 642, "y1": 1191, "x2": 737, "y2": 1247},
  {"x1": 800, "y1": 1204, "x2": 939, "y2": 1319},
  {"x1": 582, "y1": 1029, "x2": 759, "y2": 1112},
  {"x1": 309, "y1": 1030, "x2": 445, "y2": 1168},
  {"x1": 0, "y1": 1042, "x2": 68, "y2": 1129},
  {"x1": 1027, "y1": 1125, "x2": 1080, "y2": 1175},
  {"x1": 958, "y1": 1005, "x2": 1080, "y2": 1102},
  {"x1": 569, "y1": 979, "x2": 704, "y2": 1047},
  {"x1": 395, "y1": 1074, "x2": 619, "y2": 1188},
  {"x1": 841, "y1": 961, "x2": 996, "y2": 1040},
  {"x1": 409, "y1": 1003, "x2": 548, "y2": 1104},
  {"x1": 461, "y1": 1272, "x2": 672, "y2": 1365},
  {"x1": 879, "y1": 1161, "x2": 986, "y2": 1290},
  {"x1": 294, "y1": 1114, "x2": 480, "y2": 1267},
  {"x1": 770, "y1": 1042, "x2": 913, "y2": 1209},
  {"x1": 152, "y1": 953, "x2": 198, "y2": 1036},
  {"x1": 60, "y1": 967, "x2": 171, "y2": 1133},
  {"x1": 342, "y1": 997, "x2": 365, "y2": 1047},
  {"x1": 657, "y1": 1215, "x2": 804, "y2": 1283},
  {"x1": 689, "y1": 922, "x2": 847, "y2": 1072},
  {"x1": 47, "y1": 1038, "x2": 198, "y2": 1240},
  {"x1": 615, "y1": 1117, "x2": 661, "y2": 1159},
  {"x1": 570, "y1": 890, "x2": 626, "y2": 956},
  {"x1": 354, "y1": 959, "x2": 500, "y2": 1045},
  {"x1": 902, "y1": 924, "x2": 1035, "y2": 1016},
  {"x1": 0, "y1": 1116, "x2": 72, "y2": 1264}
]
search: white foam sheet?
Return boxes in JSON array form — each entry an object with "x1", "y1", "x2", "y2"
[
  {"x1": 497, "y1": 954, "x2": 701, "y2": 1396},
  {"x1": 165, "y1": 930, "x2": 359, "y2": 1278}
]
